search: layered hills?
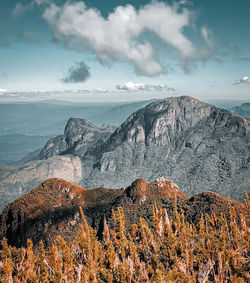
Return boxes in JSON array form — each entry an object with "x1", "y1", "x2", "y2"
[
  {"x1": 232, "y1": 102, "x2": 250, "y2": 117},
  {"x1": 0, "y1": 178, "x2": 246, "y2": 248},
  {"x1": 0, "y1": 96, "x2": 249, "y2": 212}
]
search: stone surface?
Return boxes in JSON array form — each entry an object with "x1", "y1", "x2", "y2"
[
  {"x1": 38, "y1": 118, "x2": 117, "y2": 159},
  {"x1": 81, "y1": 96, "x2": 250, "y2": 201}
]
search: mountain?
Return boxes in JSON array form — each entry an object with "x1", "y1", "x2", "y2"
[
  {"x1": 0, "y1": 134, "x2": 51, "y2": 164},
  {"x1": 80, "y1": 96, "x2": 250, "y2": 200},
  {"x1": 0, "y1": 100, "x2": 155, "y2": 164},
  {"x1": 0, "y1": 177, "x2": 245, "y2": 248},
  {"x1": 0, "y1": 155, "x2": 83, "y2": 212},
  {"x1": 38, "y1": 118, "x2": 117, "y2": 159},
  {"x1": 0, "y1": 96, "x2": 249, "y2": 212},
  {"x1": 232, "y1": 102, "x2": 250, "y2": 117}
]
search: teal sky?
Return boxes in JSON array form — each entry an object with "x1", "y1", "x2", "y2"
[{"x1": 0, "y1": 0, "x2": 249, "y2": 101}]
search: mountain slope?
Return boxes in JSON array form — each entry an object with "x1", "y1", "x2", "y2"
[
  {"x1": 0, "y1": 96, "x2": 249, "y2": 212},
  {"x1": 38, "y1": 118, "x2": 117, "y2": 159},
  {"x1": 80, "y1": 96, "x2": 250, "y2": 200},
  {"x1": 0, "y1": 178, "x2": 245, "y2": 248}
]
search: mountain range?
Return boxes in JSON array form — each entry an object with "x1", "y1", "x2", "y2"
[
  {"x1": 0, "y1": 96, "x2": 249, "y2": 212},
  {"x1": 231, "y1": 102, "x2": 250, "y2": 117},
  {"x1": 0, "y1": 99, "x2": 154, "y2": 164}
]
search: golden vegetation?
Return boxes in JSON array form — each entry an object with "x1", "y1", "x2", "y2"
[{"x1": 0, "y1": 198, "x2": 249, "y2": 282}]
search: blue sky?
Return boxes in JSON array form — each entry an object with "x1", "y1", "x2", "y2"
[{"x1": 0, "y1": 0, "x2": 249, "y2": 101}]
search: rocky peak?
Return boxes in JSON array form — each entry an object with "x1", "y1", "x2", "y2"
[
  {"x1": 108, "y1": 96, "x2": 249, "y2": 147},
  {"x1": 126, "y1": 178, "x2": 149, "y2": 204},
  {"x1": 80, "y1": 96, "x2": 249, "y2": 202},
  {"x1": 100, "y1": 123, "x2": 117, "y2": 132},
  {"x1": 38, "y1": 118, "x2": 117, "y2": 159},
  {"x1": 103, "y1": 96, "x2": 213, "y2": 147}
]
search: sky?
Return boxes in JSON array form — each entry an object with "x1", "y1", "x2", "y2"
[{"x1": 0, "y1": 0, "x2": 249, "y2": 102}]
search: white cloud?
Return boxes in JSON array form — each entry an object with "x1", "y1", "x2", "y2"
[
  {"x1": 116, "y1": 82, "x2": 175, "y2": 92},
  {"x1": 234, "y1": 76, "x2": 250, "y2": 85},
  {"x1": 43, "y1": 1, "x2": 214, "y2": 76},
  {"x1": 94, "y1": 88, "x2": 108, "y2": 93},
  {"x1": 241, "y1": 76, "x2": 250, "y2": 83},
  {"x1": 117, "y1": 82, "x2": 147, "y2": 91},
  {"x1": 0, "y1": 88, "x2": 8, "y2": 93}
]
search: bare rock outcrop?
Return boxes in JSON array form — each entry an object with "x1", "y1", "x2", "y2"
[{"x1": 38, "y1": 118, "x2": 117, "y2": 159}]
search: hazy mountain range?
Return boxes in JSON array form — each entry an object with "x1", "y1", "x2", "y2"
[
  {"x1": 0, "y1": 99, "x2": 155, "y2": 164},
  {"x1": 0, "y1": 99, "x2": 248, "y2": 165}
]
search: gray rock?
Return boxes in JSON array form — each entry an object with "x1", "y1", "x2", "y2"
[
  {"x1": 38, "y1": 118, "x2": 117, "y2": 159},
  {"x1": 80, "y1": 96, "x2": 250, "y2": 201}
]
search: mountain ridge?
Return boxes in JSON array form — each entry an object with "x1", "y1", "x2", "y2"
[
  {"x1": 0, "y1": 96, "x2": 249, "y2": 212},
  {"x1": 0, "y1": 177, "x2": 246, "y2": 248}
]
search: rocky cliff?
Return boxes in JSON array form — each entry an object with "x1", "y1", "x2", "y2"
[
  {"x1": 0, "y1": 178, "x2": 245, "y2": 248},
  {"x1": 0, "y1": 96, "x2": 249, "y2": 212},
  {"x1": 38, "y1": 118, "x2": 117, "y2": 159},
  {"x1": 81, "y1": 96, "x2": 250, "y2": 201}
]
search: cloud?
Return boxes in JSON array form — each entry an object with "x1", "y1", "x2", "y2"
[
  {"x1": 0, "y1": 88, "x2": 8, "y2": 93},
  {"x1": 34, "y1": 0, "x2": 49, "y2": 5},
  {"x1": 12, "y1": 0, "x2": 49, "y2": 17},
  {"x1": 234, "y1": 76, "x2": 250, "y2": 85},
  {"x1": 117, "y1": 82, "x2": 147, "y2": 91},
  {"x1": 43, "y1": 1, "x2": 214, "y2": 77},
  {"x1": 93, "y1": 88, "x2": 108, "y2": 93},
  {"x1": 116, "y1": 82, "x2": 175, "y2": 92},
  {"x1": 62, "y1": 61, "x2": 90, "y2": 83},
  {"x1": 12, "y1": 2, "x2": 34, "y2": 17}
]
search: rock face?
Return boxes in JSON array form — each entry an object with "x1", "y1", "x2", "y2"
[
  {"x1": 0, "y1": 119, "x2": 116, "y2": 212},
  {"x1": 0, "y1": 155, "x2": 82, "y2": 212},
  {"x1": 0, "y1": 96, "x2": 249, "y2": 212},
  {"x1": 81, "y1": 96, "x2": 250, "y2": 201},
  {"x1": 38, "y1": 118, "x2": 117, "y2": 159},
  {"x1": 0, "y1": 178, "x2": 245, "y2": 248}
]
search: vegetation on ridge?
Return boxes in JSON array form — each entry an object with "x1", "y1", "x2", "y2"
[{"x1": 0, "y1": 195, "x2": 249, "y2": 282}]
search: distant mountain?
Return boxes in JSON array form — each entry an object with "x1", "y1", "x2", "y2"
[
  {"x1": 38, "y1": 118, "x2": 117, "y2": 159},
  {"x1": 0, "y1": 134, "x2": 51, "y2": 163},
  {"x1": 0, "y1": 148, "x2": 41, "y2": 166},
  {"x1": 0, "y1": 177, "x2": 245, "y2": 248},
  {"x1": 0, "y1": 96, "x2": 249, "y2": 212},
  {"x1": 0, "y1": 100, "x2": 154, "y2": 163},
  {"x1": 231, "y1": 102, "x2": 250, "y2": 117}
]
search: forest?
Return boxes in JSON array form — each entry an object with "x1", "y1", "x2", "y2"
[{"x1": 0, "y1": 196, "x2": 249, "y2": 282}]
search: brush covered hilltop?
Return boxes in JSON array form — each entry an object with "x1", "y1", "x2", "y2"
[
  {"x1": 0, "y1": 177, "x2": 249, "y2": 282},
  {"x1": 0, "y1": 96, "x2": 249, "y2": 212}
]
